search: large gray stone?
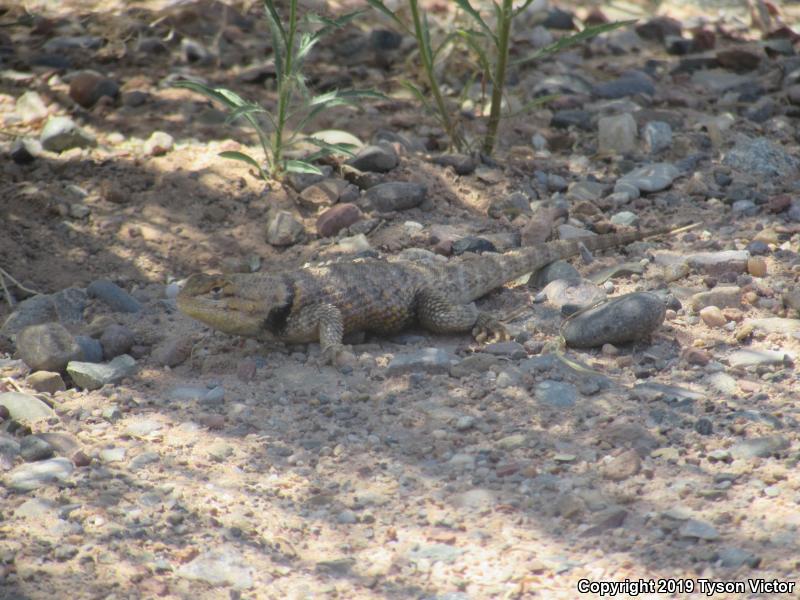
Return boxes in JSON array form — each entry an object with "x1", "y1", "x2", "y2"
[
  {"x1": 67, "y1": 354, "x2": 137, "y2": 390},
  {"x1": 0, "y1": 392, "x2": 55, "y2": 422},
  {"x1": 16, "y1": 323, "x2": 82, "y2": 371}
]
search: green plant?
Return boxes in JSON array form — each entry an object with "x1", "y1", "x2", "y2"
[
  {"x1": 367, "y1": 0, "x2": 632, "y2": 155},
  {"x1": 174, "y1": 0, "x2": 382, "y2": 180}
]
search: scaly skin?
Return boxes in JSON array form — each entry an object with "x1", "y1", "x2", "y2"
[{"x1": 177, "y1": 225, "x2": 685, "y2": 363}]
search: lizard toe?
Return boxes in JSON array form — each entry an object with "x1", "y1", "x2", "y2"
[{"x1": 472, "y1": 315, "x2": 509, "y2": 345}]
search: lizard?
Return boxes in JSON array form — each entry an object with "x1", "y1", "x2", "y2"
[{"x1": 176, "y1": 223, "x2": 692, "y2": 364}]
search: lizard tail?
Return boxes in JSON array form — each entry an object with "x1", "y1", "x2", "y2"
[{"x1": 452, "y1": 222, "x2": 699, "y2": 302}]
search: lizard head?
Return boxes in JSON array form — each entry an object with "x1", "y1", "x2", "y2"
[{"x1": 176, "y1": 272, "x2": 293, "y2": 339}]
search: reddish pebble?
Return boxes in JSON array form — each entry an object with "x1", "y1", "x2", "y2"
[{"x1": 316, "y1": 203, "x2": 362, "y2": 237}]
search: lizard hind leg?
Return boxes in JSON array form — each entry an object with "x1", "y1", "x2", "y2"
[{"x1": 416, "y1": 289, "x2": 510, "y2": 343}]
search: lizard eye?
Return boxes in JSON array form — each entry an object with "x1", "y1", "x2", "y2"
[{"x1": 210, "y1": 285, "x2": 224, "y2": 296}]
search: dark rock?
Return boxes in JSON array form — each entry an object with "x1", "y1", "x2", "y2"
[
  {"x1": 87, "y1": 280, "x2": 142, "y2": 313},
  {"x1": 362, "y1": 182, "x2": 426, "y2": 212},
  {"x1": 431, "y1": 153, "x2": 477, "y2": 175},
  {"x1": 151, "y1": 337, "x2": 193, "y2": 367},
  {"x1": 543, "y1": 8, "x2": 575, "y2": 30},
  {"x1": 636, "y1": 17, "x2": 682, "y2": 42},
  {"x1": 451, "y1": 237, "x2": 496, "y2": 255},
  {"x1": 75, "y1": 335, "x2": 103, "y2": 363},
  {"x1": 592, "y1": 73, "x2": 655, "y2": 99},
  {"x1": 347, "y1": 144, "x2": 398, "y2": 173},
  {"x1": 551, "y1": 109, "x2": 592, "y2": 130},
  {"x1": 531, "y1": 261, "x2": 581, "y2": 288},
  {"x1": 10, "y1": 138, "x2": 41, "y2": 164},
  {"x1": 20, "y1": 435, "x2": 55, "y2": 462},
  {"x1": 563, "y1": 292, "x2": 666, "y2": 348},
  {"x1": 68, "y1": 71, "x2": 119, "y2": 108},
  {"x1": 716, "y1": 47, "x2": 763, "y2": 72},
  {"x1": 100, "y1": 324, "x2": 135, "y2": 359}
]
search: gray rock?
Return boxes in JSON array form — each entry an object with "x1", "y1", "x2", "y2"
[
  {"x1": 716, "y1": 547, "x2": 760, "y2": 568},
  {"x1": 618, "y1": 162, "x2": 679, "y2": 193},
  {"x1": 488, "y1": 192, "x2": 531, "y2": 219},
  {"x1": 592, "y1": 74, "x2": 655, "y2": 99},
  {"x1": 0, "y1": 392, "x2": 55, "y2": 422},
  {"x1": 265, "y1": 209, "x2": 305, "y2": 246},
  {"x1": 19, "y1": 435, "x2": 55, "y2": 462},
  {"x1": 613, "y1": 180, "x2": 640, "y2": 200},
  {"x1": 598, "y1": 113, "x2": 637, "y2": 154},
  {"x1": 730, "y1": 435, "x2": 789, "y2": 459},
  {"x1": 610, "y1": 211, "x2": 639, "y2": 226},
  {"x1": 450, "y1": 488, "x2": 496, "y2": 510},
  {"x1": 483, "y1": 341, "x2": 527, "y2": 358},
  {"x1": 531, "y1": 260, "x2": 581, "y2": 287},
  {"x1": 722, "y1": 137, "x2": 799, "y2": 177},
  {"x1": 42, "y1": 36, "x2": 104, "y2": 53},
  {"x1": 1, "y1": 295, "x2": 58, "y2": 335},
  {"x1": 690, "y1": 287, "x2": 741, "y2": 310},
  {"x1": 67, "y1": 354, "x2": 137, "y2": 390},
  {"x1": 25, "y1": 371, "x2": 66, "y2": 394},
  {"x1": 687, "y1": 250, "x2": 749, "y2": 275},
  {"x1": 566, "y1": 180, "x2": 607, "y2": 202},
  {"x1": 126, "y1": 418, "x2": 163, "y2": 437},
  {"x1": 728, "y1": 349, "x2": 790, "y2": 368},
  {"x1": 15, "y1": 91, "x2": 49, "y2": 122},
  {"x1": 51, "y1": 288, "x2": 87, "y2": 323},
  {"x1": 40, "y1": 116, "x2": 96, "y2": 152},
  {"x1": 563, "y1": 292, "x2": 666, "y2": 347},
  {"x1": 643, "y1": 121, "x2": 672, "y2": 154},
  {"x1": 286, "y1": 166, "x2": 333, "y2": 192},
  {"x1": 362, "y1": 182, "x2": 427, "y2": 212},
  {"x1": 99, "y1": 324, "x2": 135, "y2": 359},
  {"x1": 743, "y1": 317, "x2": 800, "y2": 335},
  {"x1": 87, "y1": 280, "x2": 142, "y2": 313},
  {"x1": 535, "y1": 380, "x2": 578, "y2": 408},
  {"x1": 387, "y1": 348, "x2": 451, "y2": 376},
  {"x1": 16, "y1": 323, "x2": 82, "y2": 372},
  {"x1": 75, "y1": 335, "x2": 103, "y2": 363},
  {"x1": 602, "y1": 449, "x2": 641, "y2": 480},
  {"x1": 152, "y1": 337, "x2": 192, "y2": 367},
  {"x1": 430, "y1": 153, "x2": 476, "y2": 175},
  {"x1": 347, "y1": 143, "x2": 398, "y2": 172},
  {"x1": 678, "y1": 519, "x2": 719, "y2": 541},
  {"x1": 732, "y1": 200, "x2": 758, "y2": 216},
  {"x1": 176, "y1": 546, "x2": 254, "y2": 590},
  {"x1": 6, "y1": 457, "x2": 74, "y2": 492}
]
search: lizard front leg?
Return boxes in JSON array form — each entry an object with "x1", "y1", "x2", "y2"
[
  {"x1": 416, "y1": 289, "x2": 510, "y2": 343},
  {"x1": 285, "y1": 303, "x2": 347, "y2": 365}
]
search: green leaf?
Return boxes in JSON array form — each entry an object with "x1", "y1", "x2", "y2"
[
  {"x1": 305, "y1": 136, "x2": 357, "y2": 158},
  {"x1": 399, "y1": 80, "x2": 432, "y2": 112},
  {"x1": 306, "y1": 9, "x2": 366, "y2": 33},
  {"x1": 364, "y1": 0, "x2": 410, "y2": 35},
  {"x1": 262, "y1": 0, "x2": 287, "y2": 49},
  {"x1": 514, "y1": 20, "x2": 635, "y2": 67},
  {"x1": 219, "y1": 151, "x2": 269, "y2": 178},
  {"x1": 499, "y1": 93, "x2": 558, "y2": 119},
  {"x1": 172, "y1": 80, "x2": 241, "y2": 109},
  {"x1": 453, "y1": 0, "x2": 498, "y2": 47},
  {"x1": 285, "y1": 159, "x2": 324, "y2": 175},
  {"x1": 457, "y1": 29, "x2": 492, "y2": 82},
  {"x1": 224, "y1": 103, "x2": 269, "y2": 126}
]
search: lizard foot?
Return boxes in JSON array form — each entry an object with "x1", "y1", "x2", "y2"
[
  {"x1": 320, "y1": 343, "x2": 355, "y2": 369},
  {"x1": 472, "y1": 314, "x2": 510, "y2": 344}
]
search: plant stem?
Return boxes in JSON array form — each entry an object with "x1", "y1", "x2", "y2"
[
  {"x1": 482, "y1": 0, "x2": 512, "y2": 155},
  {"x1": 272, "y1": 0, "x2": 297, "y2": 177},
  {"x1": 408, "y1": 0, "x2": 462, "y2": 151}
]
